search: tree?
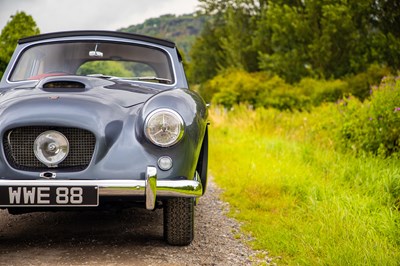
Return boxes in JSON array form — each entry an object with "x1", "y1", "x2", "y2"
[
  {"x1": 187, "y1": 20, "x2": 227, "y2": 84},
  {"x1": 191, "y1": 0, "x2": 400, "y2": 85},
  {"x1": 255, "y1": 3, "x2": 312, "y2": 82},
  {"x1": 189, "y1": 1, "x2": 261, "y2": 83},
  {"x1": 370, "y1": 0, "x2": 400, "y2": 70},
  {"x1": 220, "y1": 6, "x2": 259, "y2": 72},
  {"x1": 0, "y1": 11, "x2": 40, "y2": 78},
  {"x1": 255, "y1": 0, "x2": 374, "y2": 82}
]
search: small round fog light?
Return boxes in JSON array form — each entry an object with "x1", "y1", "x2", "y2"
[{"x1": 158, "y1": 156, "x2": 173, "y2": 171}]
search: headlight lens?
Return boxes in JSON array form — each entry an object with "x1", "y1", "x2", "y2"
[
  {"x1": 34, "y1": 130, "x2": 69, "y2": 167},
  {"x1": 144, "y1": 109, "x2": 184, "y2": 147}
]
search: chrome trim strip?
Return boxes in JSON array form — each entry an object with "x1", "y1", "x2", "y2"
[
  {"x1": 0, "y1": 179, "x2": 203, "y2": 198},
  {"x1": 146, "y1": 166, "x2": 157, "y2": 210}
]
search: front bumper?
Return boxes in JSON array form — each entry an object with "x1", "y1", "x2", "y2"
[{"x1": 0, "y1": 167, "x2": 202, "y2": 210}]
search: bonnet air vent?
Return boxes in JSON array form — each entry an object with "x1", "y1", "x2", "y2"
[{"x1": 43, "y1": 81, "x2": 86, "y2": 89}]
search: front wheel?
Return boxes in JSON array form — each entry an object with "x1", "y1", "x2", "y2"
[{"x1": 163, "y1": 197, "x2": 194, "y2": 246}]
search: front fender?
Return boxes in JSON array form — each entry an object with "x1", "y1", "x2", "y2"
[{"x1": 137, "y1": 88, "x2": 208, "y2": 181}]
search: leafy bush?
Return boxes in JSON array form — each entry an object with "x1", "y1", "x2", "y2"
[
  {"x1": 338, "y1": 76, "x2": 400, "y2": 156},
  {"x1": 200, "y1": 67, "x2": 390, "y2": 112},
  {"x1": 344, "y1": 64, "x2": 391, "y2": 100},
  {"x1": 202, "y1": 69, "x2": 351, "y2": 111},
  {"x1": 203, "y1": 69, "x2": 274, "y2": 108},
  {"x1": 261, "y1": 84, "x2": 309, "y2": 111},
  {"x1": 297, "y1": 78, "x2": 349, "y2": 106}
]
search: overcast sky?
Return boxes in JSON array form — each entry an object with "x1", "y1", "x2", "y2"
[{"x1": 0, "y1": 0, "x2": 200, "y2": 33}]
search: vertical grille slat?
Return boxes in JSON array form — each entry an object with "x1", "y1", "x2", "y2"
[{"x1": 3, "y1": 126, "x2": 96, "y2": 172}]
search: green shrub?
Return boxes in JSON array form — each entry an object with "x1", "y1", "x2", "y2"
[
  {"x1": 345, "y1": 64, "x2": 391, "y2": 100},
  {"x1": 262, "y1": 84, "x2": 310, "y2": 111},
  {"x1": 297, "y1": 78, "x2": 349, "y2": 105},
  {"x1": 205, "y1": 69, "x2": 275, "y2": 108},
  {"x1": 338, "y1": 76, "x2": 400, "y2": 156},
  {"x1": 202, "y1": 69, "x2": 355, "y2": 111},
  {"x1": 201, "y1": 68, "x2": 393, "y2": 112},
  {"x1": 203, "y1": 69, "x2": 309, "y2": 110}
]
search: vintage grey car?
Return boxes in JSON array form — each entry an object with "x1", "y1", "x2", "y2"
[{"x1": 0, "y1": 31, "x2": 208, "y2": 246}]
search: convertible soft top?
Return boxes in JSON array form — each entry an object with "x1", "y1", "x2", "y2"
[{"x1": 18, "y1": 30, "x2": 176, "y2": 48}]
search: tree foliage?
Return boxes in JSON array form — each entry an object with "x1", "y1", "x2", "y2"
[
  {"x1": 0, "y1": 11, "x2": 40, "y2": 78},
  {"x1": 187, "y1": 20, "x2": 227, "y2": 84},
  {"x1": 191, "y1": 0, "x2": 400, "y2": 84}
]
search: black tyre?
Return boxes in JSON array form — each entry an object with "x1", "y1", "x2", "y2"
[{"x1": 163, "y1": 197, "x2": 194, "y2": 246}]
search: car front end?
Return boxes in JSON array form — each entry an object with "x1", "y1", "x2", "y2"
[{"x1": 0, "y1": 31, "x2": 209, "y2": 245}]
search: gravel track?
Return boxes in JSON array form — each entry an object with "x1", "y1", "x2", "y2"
[{"x1": 0, "y1": 178, "x2": 271, "y2": 265}]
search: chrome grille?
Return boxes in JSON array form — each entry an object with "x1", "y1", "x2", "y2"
[{"x1": 3, "y1": 126, "x2": 96, "y2": 171}]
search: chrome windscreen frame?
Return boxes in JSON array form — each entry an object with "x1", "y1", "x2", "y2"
[{"x1": 4, "y1": 36, "x2": 179, "y2": 88}]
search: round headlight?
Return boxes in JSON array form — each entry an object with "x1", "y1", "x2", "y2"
[
  {"x1": 34, "y1": 130, "x2": 69, "y2": 167},
  {"x1": 144, "y1": 109, "x2": 184, "y2": 147}
]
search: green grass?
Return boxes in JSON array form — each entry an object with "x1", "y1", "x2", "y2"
[{"x1": 209, "y1": 106, "x2": 400, "y2": 265}]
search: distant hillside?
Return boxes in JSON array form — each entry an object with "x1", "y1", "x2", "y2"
[{"x1": 118, "y1": 13, "x2": 209, "y2": 61}]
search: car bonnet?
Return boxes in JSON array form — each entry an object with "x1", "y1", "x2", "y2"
[{"x1": 0, "y1": 76, "x2": 161, "y2": 108}]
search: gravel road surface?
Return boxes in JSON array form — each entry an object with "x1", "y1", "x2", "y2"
[{"x1": 0, "y1": 179, "x2": 271, "y2": 265}]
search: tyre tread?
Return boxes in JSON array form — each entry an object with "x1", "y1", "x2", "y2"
[{"x1": 163, "y1": 197, "x2": 194, "y2": 246}]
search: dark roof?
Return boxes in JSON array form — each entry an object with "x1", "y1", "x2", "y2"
[{"x1": 18, "y1": 30, "x2": 176, "y2": 48}]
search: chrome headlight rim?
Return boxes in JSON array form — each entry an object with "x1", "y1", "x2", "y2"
[{"x1": 144, "y1": 108, "x2": 185, "y2": 147}]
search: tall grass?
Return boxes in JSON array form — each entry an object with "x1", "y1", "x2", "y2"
[{"x1": 209, "y1": 105, "x2": 400, "y2": 265}]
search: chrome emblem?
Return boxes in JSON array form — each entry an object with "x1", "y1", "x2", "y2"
[{"x1": 39, "y1": 172, "x2": 57, "y2": 179}]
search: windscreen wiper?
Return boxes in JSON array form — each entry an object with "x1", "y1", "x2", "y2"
[
  {"x1": 87, "y1": 74, "x2": 172, "y2": 84},
  {"x1": 121, "y1": 77, "x2": 172, "y2": 84},
  {"x1": 87, "y1": 74, "x2": 115, "y2": 79}
]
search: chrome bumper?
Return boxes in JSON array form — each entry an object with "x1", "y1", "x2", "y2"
[{"x1": 0, "y1": 167, "x2": 202, "y2": 210}]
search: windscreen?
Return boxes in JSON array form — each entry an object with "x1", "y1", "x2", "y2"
[{"x1": 10, "y1": 41, "x2": 174, "y2": 84}]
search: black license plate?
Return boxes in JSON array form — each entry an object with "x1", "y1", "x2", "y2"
[{"x1": 0, "y1": 186, "x2": 98, "y2": 207}]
